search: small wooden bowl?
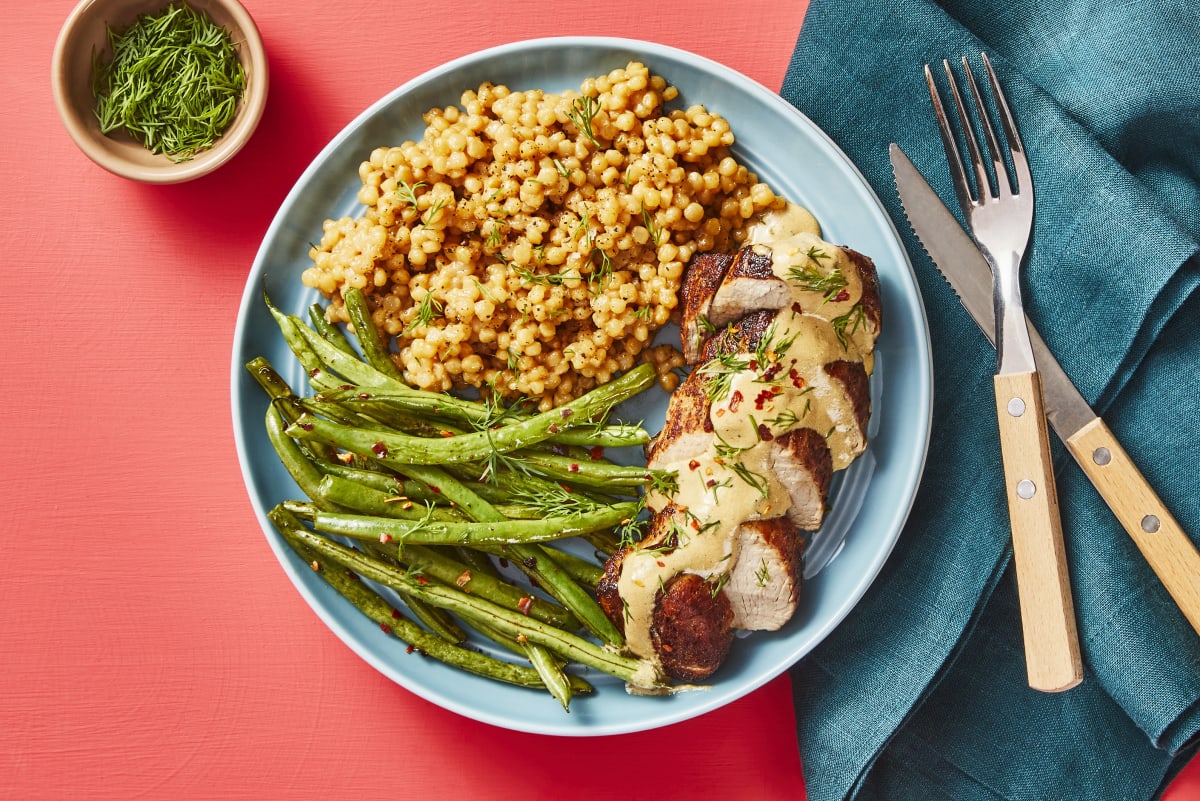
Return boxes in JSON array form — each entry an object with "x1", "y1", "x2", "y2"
[{"x1": 51, "y1": 0, "x2": 269, "y2": 184}]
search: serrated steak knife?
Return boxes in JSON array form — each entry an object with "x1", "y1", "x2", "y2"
[{"x1": 890, "y1": 143, "x2": 1200, "y2": 638}]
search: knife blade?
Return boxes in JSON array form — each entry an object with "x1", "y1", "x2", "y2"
[{"x1": 890, "y1": 142, "x2": 1200, "y2": 637}]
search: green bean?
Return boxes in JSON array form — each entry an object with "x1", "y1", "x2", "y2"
[
  {"x1": 396, "y1": 591, "x2": 467, "y2": 644},
  {"x1": 284, "y1": 363, "x2": 656, "y2": 465},
  {"x1": 539, "y1": 545, "x2": 605, "y2": 590},
  {"x1": 308, "y1": 303, "x2": 357, "y2": 356},
  {"x1": 343, "y1": 288, "x2": 406, "y2": 382},
  {"x1": 510, "y1": 449, "x2": 668, "y2": 489},
  {"x1": 398, "y1": 544, "x2": 576, "y2": 629},
  {"x1": 314, "y1": 474, "x2": 462, "y2": 522},
  {"x1": 271, "y1": 508, "x2": 591, "y2": 694},
  {"x1": 284, "y1": 521, "x2": 661, "y2": 688},
  {"x1": 285, "y1": 500, "x2": 640, "y2": 547}
]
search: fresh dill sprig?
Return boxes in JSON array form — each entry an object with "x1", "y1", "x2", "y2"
[
  {"x1": 567, "y1": 96, "x2": 601, "y2": 148},
  {"x1": 787, "y1": 247, "x2": 848, "y2": 302},
  {"x1": 394, "y1": 180, "x2": 426, "y2": 208},
  {"x1": 402, "y1": 292, "x2": 444, "y2": 335},
  {"x1": 831, "y1": 303, "x2": 866, "y2": 348},
  {"x1": 697, "y1": 350, "x2": 750, "y2": 404},
  {"x1": 92, "y1": 2, "x2": 247, "y2": 161}
]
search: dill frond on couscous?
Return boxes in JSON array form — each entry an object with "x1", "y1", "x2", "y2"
[{"x1": 302, "y1": 62, "x2": 782, "y2": 409}]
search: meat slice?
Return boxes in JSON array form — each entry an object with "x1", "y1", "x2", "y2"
[
  {"x1": 700, "y1": 308, "x2": 776, "y2": 363},
  {"x1": 724, "y1": 517, "x2": 806, "y2": 631},
  {"x1": 707, "y1": 245, "x2": 790, "y2": 329},
  {"x1": 645, "y1": 368, "x2": 712, "y2": 469},
  {"x1": 679, "y1": 252, "x2": 733, "y2": 364},
  {"x1": 770, "y1": 428, "x2": 833, "y2": 531},
  {"x1": 843, "y1": 246, "x2": 883, "y2": 342},
  {"x1": 650, "y1": 572, "x2": 734, "y2": 682}
]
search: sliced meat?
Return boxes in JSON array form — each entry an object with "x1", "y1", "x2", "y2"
[
  {"x1": 724, "y1": 517, "x2": 806, "y2": 631},
  {"x1": 595, "y1": 546, "x2": 626, "y2": 635},
  {"x1": 825, "y1": 359, "x2": 872, "y2": 441},
  {"x1": 843, "y1": 246, "x2": 882, "y2": 341},
  {"x1": 679, "y1": 252, "x2": 733, "y2": 364},
  {"x1": 707, "y1": 245, "x2": 790, "y2": 330},
  {"x1": 645, "y1": 368, "x2": 712, "y2": 469},
  {"x1": 650, "y1": 572, "x2": 734, "y2": 682},
  {"x1": 700, "y1": 308, "x2": 776, "y2": 362},
  {"x1": 769, "y1": 427, "x2": 833, "y2": 531}
]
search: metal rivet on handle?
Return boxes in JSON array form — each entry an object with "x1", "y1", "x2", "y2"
[
  {"x1": 1142, "y1": 514, "x2": 1161, "y2": 533},
  {"x1": 1007, "y1": 397, "x2": 1026, "y2": 417},
  {"x1": 1093, "y1": 447, "x2": 1112, "y2": 466},
  {"x1": 1016, "y1": 479, "x2": 1036, "y2": 499}
]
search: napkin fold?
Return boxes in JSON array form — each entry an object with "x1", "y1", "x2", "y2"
[{"x1": 780, "y1": 1, "x2": 1200, "y2": 799}]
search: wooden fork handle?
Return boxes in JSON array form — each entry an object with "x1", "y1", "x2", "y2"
[
  {"x1": 1065, "y1": 417, "x2": 1200, "y2": 636},
  {"x1": 994, "y1": 369, "x2": 1084, "y2": 692}
]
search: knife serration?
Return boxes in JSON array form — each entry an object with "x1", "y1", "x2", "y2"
[{"x1": 888, "y1": 143, "x2": 1096, "y2": 440}]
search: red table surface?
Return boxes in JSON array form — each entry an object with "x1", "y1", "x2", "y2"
[{"x1": 4, "y1": 2, "x2": 1196, "y2": 799}]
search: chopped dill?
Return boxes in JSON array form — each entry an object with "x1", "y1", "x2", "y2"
[{"x1": 92, "y1": 2, "x2": 247, "y2": 161}]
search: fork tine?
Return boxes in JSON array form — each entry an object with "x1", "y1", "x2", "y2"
[
  {"x1": 980, "y1": 52, "x2": 1032, "y2": 196},
  {"x1": 942, "y1": 59, "x2": 992, "y2": 204},
  {"x1": 960, "y1": 56, "x2": 1008, "y2": 198},
  {"x1": 924, "y1": 63, "x2": 974, "y2": 217}
]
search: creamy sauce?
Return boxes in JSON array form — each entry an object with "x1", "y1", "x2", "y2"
[{"x1": 618, "y1": 202, "x2": 878, "y2": 665}]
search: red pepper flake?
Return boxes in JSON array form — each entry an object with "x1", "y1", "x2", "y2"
[
  {"x1": 706, "y1": 479, "x2": 717, "y2": 488},
  {"x1": 758, "y1": 423, "x2": 775, "y2": 441},
  {"x1": 299, "y1": 422, "x2": 314, "y2": 432},
  {"x1": 357, "y1": 392, "x2": 372, "y2": 400},
  {"x1": 749, "y1": 359, "x2": 759, "y2": 371},
  {"x1": 559, "y1": 484, "x2": 573, "y2": 493},
  {"x1": 379, "y1": 533, "x2": 393, "y2": 544},
  {"x1": 789, "y1": 368, "x2": 806, "y2": 389},
  {"x1": 656, "y1": 560, "x2": 665, "y2": 567},
  {"x1": 429, "y1": 485, "x2": 442, "y2": 494},
  {"x1": 517, "y1": 596, "x2": 533, "y2": 615},
  {"x1": 401, "y1": 501, "x2": 414, "y2": 510},
  {"x1": 560, "y1": 408, "x2": 574, "y2": 419},
  {"x1": 406, "y1": 644, "x2": 416, "y2": 654},
  {"x1": 791, "y1": 301, "x2": 804, "y2": 314},
  {"x1": 833, "y1": 289, "x2": 850, "y2": 303},
  {"x1": 589, "y1": 446, "x2": 605, "y2": 460},
  {"x1": 415, "y1": 575, "x2": 430, "y2": 585},
  {"x1": 548, "y1": 423, "x2": 560, "y2": 434},
  {"x1": 308, "y1": 368, "x2": 322, "y2": 378},
  {"x1": 729, "y1": 389, "x2": 743, "y2": 412},
  {"x1": 379, "y1": 622, "x2": 393, "y2": 634},
  {"x1": 391, "y1": 608, "x2": 403, "y2": 619},
  {"x1": 309, "y1": 560, "x2": 320, "y2": 572},
  {"x1": 568, "y1": 462, "x2": 580, "y2": 473},
  {"x1": 371, "y1": 441, "x2": 388, "y2": 457},
  {"x1": 688, "y1": 459, "x2": 701, "y2": 471},
  {"x1": 762, "y1": 362, "x2": 783, "y2": 382},
  {"x1": 455, "y1": 570, "x2": 472, "y2": 588},
  {"x1": 439, "y1": 430, "x2": 454, "y2": 438},
  {"x1": 336, "y1": 451, "x2": 354, "y2": 464},
  {"x1": 754, "y1": 389, "x2": 774, "y2": 410}
]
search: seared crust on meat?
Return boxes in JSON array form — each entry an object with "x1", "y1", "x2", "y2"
[
  {"x1": 596, "y1": 547, "x2": 626, "y2": 635},
  {"x1": 679, "y1": 252, "x2": 734, "y2": 364},
  {"x1": 700, "y1": 308, "x2": 776, "y2": 362},
  {"x1": 843, "y1": 246, "x2": 882, "y2": 340},
  {"x1": 645, "y1": 369, "x2": 713, "y2": 467},
  {"x1": 651, "y1": 572, "x2": 735, "y2": 682},
  {"x1": 825, "y1": 359, "x2": 871, "y2": 438}
]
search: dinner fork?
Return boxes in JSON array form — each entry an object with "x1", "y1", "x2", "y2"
[{"x1": 926, "y1": 54, "x2": 1083, "y2": 692}]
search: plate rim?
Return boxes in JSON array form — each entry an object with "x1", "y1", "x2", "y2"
[{"x1": 231, "y1": 35, "x2": 933, "y2": 736}]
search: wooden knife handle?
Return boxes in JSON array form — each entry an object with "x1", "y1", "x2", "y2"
[
  {"x1": 994, "y1": 370, "x2": 1084, "y2": 692},
  {"x1": 1066, "y1": 417, "x2": 1200, "y2": 637}
]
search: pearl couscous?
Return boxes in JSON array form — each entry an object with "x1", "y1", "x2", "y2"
[{"x1": 302, "y1": 61, "x2": 782, "y2": 409}]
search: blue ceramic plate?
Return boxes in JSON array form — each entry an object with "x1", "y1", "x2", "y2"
[{"x1": 231, "y1": 37, "x2": 932, "y2": 735}]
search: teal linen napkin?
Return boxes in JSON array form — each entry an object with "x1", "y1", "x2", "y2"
[{"x1": 779, "y1": 1, "x2": 1200, "y2": 799}]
